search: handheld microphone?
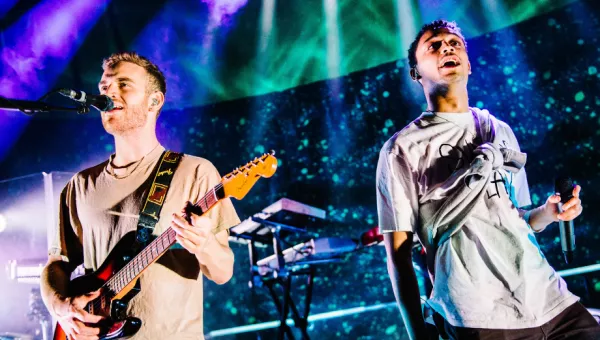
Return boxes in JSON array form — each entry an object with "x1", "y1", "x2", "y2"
[
  {"x1": 555, "y1": 177, "x2": 575, "y2": 264},
  {"x1": 58, "y1": 88, "x2": 114, "y2": 112}
]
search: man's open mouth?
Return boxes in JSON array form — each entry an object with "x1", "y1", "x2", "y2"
[
  {"x1": 440, "y1": 57, "x2": 461, "y2": 68},
  {"x1": 108, "y1": 105, "x2": 124, "y2": 113}
]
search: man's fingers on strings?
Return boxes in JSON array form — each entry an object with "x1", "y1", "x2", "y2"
[
  {"x1": 73, "y1": 308, "x2": 103, "y2": 324},
  {"x1": 172, "y1": 222, "x2": 205, "y2": 245},
  {"x1": 171, "y1": 213, "x2": 192, "y2": 229},
  {"x1": 175, "y1": 234, "x2": 197, "y2": 252},
  {"x1": 72, "y1": 319, "x2": 101, "y2": 336}
]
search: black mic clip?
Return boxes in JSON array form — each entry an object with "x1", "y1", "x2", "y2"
[{"x1": 57, "y1": 88, "x2": 114, "y2": 113}]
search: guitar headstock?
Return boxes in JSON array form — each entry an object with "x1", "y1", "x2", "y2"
[{"x1": 222, "y1": 151, "x2": 277, "y2": 200}]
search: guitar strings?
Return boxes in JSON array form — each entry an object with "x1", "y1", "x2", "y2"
[{"x1": 89, "y1": 183, "x2": 224, "y2": 314}]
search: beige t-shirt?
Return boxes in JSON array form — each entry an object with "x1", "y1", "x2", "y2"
[{"x1": 50, "y1": 145, "x2": 240, "y2": 339}]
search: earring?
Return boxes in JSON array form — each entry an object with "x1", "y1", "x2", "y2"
[{"x1": 411, "y1": 68, "x2": 421, "y2": 80}]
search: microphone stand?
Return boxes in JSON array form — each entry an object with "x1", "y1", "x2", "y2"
[{"x1": 0, "y1": 97, "x2": 90, "y2": 115}]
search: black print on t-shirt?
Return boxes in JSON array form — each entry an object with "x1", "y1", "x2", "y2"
[
  {"x1": 487, "y1": 171, "x2": 508, "y2": 199},
  {"x1": 439, "y1": 144, "x2": 465, "y2": 173},
  {"x1": 437, "y1": 141, "x2": 509, "y2": 201}
]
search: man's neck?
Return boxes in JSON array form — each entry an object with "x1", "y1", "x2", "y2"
[
  {"x1": 425, "y1": 83, "x2": 469, "y2": 113},
  {"x1": 112, "y1": 128, "x2": 160, "y2": 166}
]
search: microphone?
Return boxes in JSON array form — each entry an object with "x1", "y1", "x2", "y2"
[
  {"x1": 58, "y1": 89, "x2": 114, "y2": 112},
  {"x1": 555, "y1": 177, "x2": 575, "y2": 264}
]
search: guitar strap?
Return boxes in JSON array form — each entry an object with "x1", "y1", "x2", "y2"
[{"x1": 135, "y1": 150, "x2": 183, "y2": 246}]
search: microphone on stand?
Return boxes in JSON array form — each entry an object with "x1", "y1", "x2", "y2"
[
  {"x1": 58, "y1": 89, "x2": 114, "y2": 112},
  {"x1": 555, "y1": 177, "x2": 576, "y2": 264}
]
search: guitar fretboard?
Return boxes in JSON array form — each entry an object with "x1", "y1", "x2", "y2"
[{"x1": 104, "y1": 183, "x2": 223, "y2": 294}]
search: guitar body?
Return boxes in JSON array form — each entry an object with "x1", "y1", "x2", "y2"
[{"x1": 53, "y1": 231, "x2": 143, "y2": 340}]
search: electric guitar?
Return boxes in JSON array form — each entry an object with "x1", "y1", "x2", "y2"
[{"x1": 53, "y1": 151, "x2": 278, "y2": 340}]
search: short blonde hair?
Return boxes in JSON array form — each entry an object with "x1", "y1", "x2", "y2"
[{"x1": 102, "y1": 52, "x2": 167, "y2": 95}]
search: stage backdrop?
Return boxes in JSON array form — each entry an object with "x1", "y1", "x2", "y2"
[{"x1": 0, "y1": 1, "x2": 599, "y2": 339}]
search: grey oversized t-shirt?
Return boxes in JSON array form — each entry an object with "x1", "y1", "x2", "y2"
[{"x1": 376, "y1": 108, "x2": 577, "y2": 328}]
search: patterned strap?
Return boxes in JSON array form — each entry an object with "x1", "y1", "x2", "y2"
[{"x1": 136, "y1": 150, "x2": 183, "y2": 245}]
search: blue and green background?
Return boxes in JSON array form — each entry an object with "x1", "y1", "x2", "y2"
[{"x1": 0, "y1": 0, "x2": 599, "y2": 338}]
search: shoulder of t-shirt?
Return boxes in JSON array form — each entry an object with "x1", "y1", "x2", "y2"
[
  {"x1": 179, "y1": 153, "x2": 220, "y2": 181},
  {"x1": 68, "y1": 159, "x2": 110, "y2": 188},
  {"x1": 487, "y1": 111, "x2": 512, "y2": 130},
  {"x1": 380, "y1": 118, "x2": 422, "y2": 156},
  {"x1": 473, "y1": 107, "x2": 507, "y2": 129}
]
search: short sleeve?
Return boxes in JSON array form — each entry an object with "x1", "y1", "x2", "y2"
[
  {"x1": 48, "y1": 178, "x2": 84, "y2": 269},
  {"x1": 376, "y1": 144, "x2": 419, "y2": 234},
  {"x1": 504, "y1": 125, "x2": 532, "y2": 208},
  {"x1": 195, "y1": 163, "x2": 241, "y2": 234}
]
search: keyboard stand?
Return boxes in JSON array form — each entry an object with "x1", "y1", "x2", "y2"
[
  {"x1": 264, "y1": 265, "x2": 315, "y2": 340},
  {"x1": 254, "y1": 221, "x2": 313, "y2": 339},
  {"x1": 230, "y1": 198, "x2": 328, "y2": 339}
]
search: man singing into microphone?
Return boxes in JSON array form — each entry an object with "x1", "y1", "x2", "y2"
[
  {"x1": 40, "y1": 52, "x2": 240, "y2": 339},
  {"x1": 377, "y1": 20, "x2": 599, "y2": 339}
]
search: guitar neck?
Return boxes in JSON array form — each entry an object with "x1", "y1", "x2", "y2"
[{"x1": 104, "y1": 183, "x2": 225, "y2": 294}]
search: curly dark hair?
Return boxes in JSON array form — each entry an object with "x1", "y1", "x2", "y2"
[{"x1": 407, "y1": 20, "x2": 467, "y2": 69}]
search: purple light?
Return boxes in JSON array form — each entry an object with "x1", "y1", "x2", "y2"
[
  {"x1": 0, "y1": 0, "x2": 108, "y2": 162},
  {"x1": 131, "y1": 3, "x2": 208, "y2": 108},
  {"x1": 132, "y1": 0, "x2": 247, "y2": 111},
  {"x1": 0, "y1": 0, "x2": 19, "y2": 18},
  {"x1": 201, "y1": 0, "x2": 248, "y2": 27},
  {"x1": 0, "y1": 0, "x2": 109, "y2": 99}
]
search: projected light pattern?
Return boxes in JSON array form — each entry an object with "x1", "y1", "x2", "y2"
[
  {"x1": 0, "y1": 214, "x2": 6, "y2": 233},
  {"x1": 30, "y1": 0, "x2": 580, "y2": 111},
  {"x1": 0, "y1": 0, "x2": 108, "y2": 161},
  {"x1": 324, "y1": 0, "x2": 341, "y2": 79},
  {"x1": 131, "y1": 0, "x2": 248, "y2": 111},
  {"x1": 130, "y1": 0, "x2": 579, "y2": 107},
  {"x1": 247, "y1": 0, "x2": 276, "y2": 151},
  {"x1": 0, "y1": 1, "x2": 599, "y2": 339},
  {"x1": 395, "y1": 0, "x2": 418, "y2": 55},
  {"x1": 0, "y1": 0, "x2": 108, "y2": 98},
  {"x1": 201, "y1": 0, "x2": 249, "y2": 26}
]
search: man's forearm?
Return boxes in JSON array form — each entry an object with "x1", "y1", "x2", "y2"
[
  {"x1": 520, "y1": 206, "x2": 556, "y2": 232},
  {"x1": 197, "y1": 241, "x2": 234, "y2": 284},
  {"x1": 387, "y1": 258, "x2": 428, "y2": 340},
  {"x1": 40, "y1": 259, "x2": 71, "y2": 316}
]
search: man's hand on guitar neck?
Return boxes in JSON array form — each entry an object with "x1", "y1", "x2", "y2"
[
  {"x1": 53, "y1": 289, "x2": 104, "y2": 340},
  {"x1": 170, "y1": 207, "x2": 234, "y2": 284}
]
